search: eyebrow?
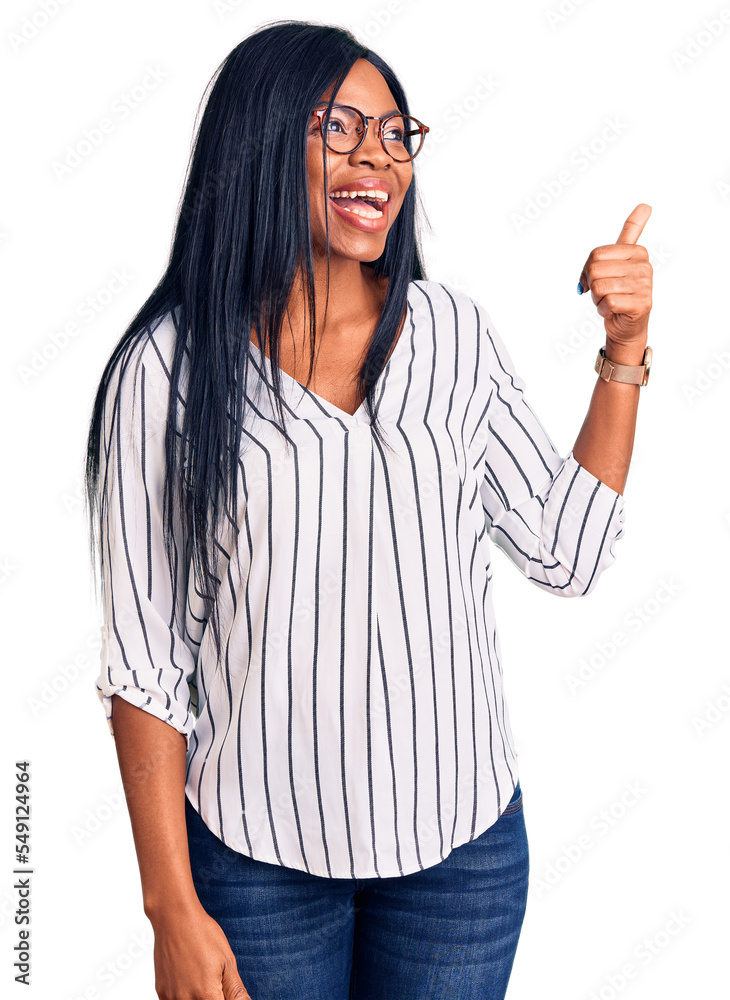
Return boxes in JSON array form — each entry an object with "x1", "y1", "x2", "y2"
[{"x1": 314, "y1": 101, "x2": 402, "y2": 116}]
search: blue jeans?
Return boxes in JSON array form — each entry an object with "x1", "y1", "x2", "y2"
[{"x1": 185, "y1": 781, "x2": 528, "y2": 999}]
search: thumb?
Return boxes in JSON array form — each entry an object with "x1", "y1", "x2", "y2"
[
  {"x1": 616, "y1": 202, "x2": 652, "y2": 245},
  {"x1": 221, "y1": 957, "x2": 250, "y2": 999},
  {"x1": 577, "y1": 202, "x2": 652, "y2": 293}
]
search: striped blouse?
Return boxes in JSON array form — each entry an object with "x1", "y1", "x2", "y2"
[{"x1": 95, "y1": 278, "x2": 626, "y2": 879}]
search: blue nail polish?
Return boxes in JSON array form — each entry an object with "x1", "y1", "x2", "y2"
[{"x1": 577, "y1": 282, "x2": 583, "y2": 294}]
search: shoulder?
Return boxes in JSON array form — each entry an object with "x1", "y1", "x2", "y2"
[
  {"x1": 124, "y1": 308, "x2": 183, "y2": 383},
  {"x1": 408, "y1": 279, "x2": 486, "y2": 327},
  {"x1": 408, "y1": 280, "x2": 501, "y2": 349},
  {"x1": 111, "y1": 309, "x2": 186, "y2": 398},
  {"x1": 409, "y1": 280, "x2": 519, "y2": 380},
  {"x1": 105, "y1": 309, "x2": 186, "y2": 432}
]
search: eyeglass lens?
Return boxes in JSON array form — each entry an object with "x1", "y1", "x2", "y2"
[{"x1": 321, "y1": 107, "x2": 425, "y2": 161}]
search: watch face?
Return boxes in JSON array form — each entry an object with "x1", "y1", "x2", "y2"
[{"x1": 642, "y1": 346, "x2": 652, "y2": 384}]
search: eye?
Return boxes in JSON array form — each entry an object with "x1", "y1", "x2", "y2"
[
  {"x1": 325, "y1": 111, "x2": 358, "y2": 135},
  {"x1": 383, "y1": 123, "x2": 405, "y2": 142}
]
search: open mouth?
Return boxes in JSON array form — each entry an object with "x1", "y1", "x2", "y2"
[{"x1": 328, "y1": 189, "x2": 389, "y2": 219}]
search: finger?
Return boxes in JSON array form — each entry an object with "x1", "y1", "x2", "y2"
[
  {"x1": 221, "y1": 956, "x2": 250, "y2": 999},
  {"x1": 616, "y1": 203, "x2": 652, "y2": 245},
  {"x1": 578, "y1": 256, "x2": 628, "y2": 301},
  {"x1": 581, "y1": 244, "x2": 649, "y2": 260},
  {"x1": 589, "y1": 276, "x2": 636, "y2": 305},
  {"x1": 593, "y1": 292, "x2": 645, "y2": 319},
  {"x1": 584, "y1": 260, "x2": 631, "y2": 283},
  {"x1": 578, "y1": 238, "x2": 649, "y2": 294}
]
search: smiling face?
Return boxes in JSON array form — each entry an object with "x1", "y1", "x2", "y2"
[{"x1": 306, "y1": 57, "x2": 413, "y2": 263}]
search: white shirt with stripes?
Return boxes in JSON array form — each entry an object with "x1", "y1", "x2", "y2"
[{"x1": 95, "y1": 278, "x2": 626, "y2": 879}]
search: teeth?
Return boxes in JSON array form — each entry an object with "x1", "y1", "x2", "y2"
[
  {"x1": 330, "y1": 189, "x2": 389, "y2": 202},
  {"x1": 329, "y1": 188, "x2": 389, "y2": 219},
  {"x1": 337, "y1": 203, "x2": 383, "y2": 219}
]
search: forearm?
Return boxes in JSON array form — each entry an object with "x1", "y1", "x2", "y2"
[
  {"x1": 110, "y1": 694, "x2": 201, "y2": 923},
  {"x1": 572, "y1": 332, "x2": 647, "y2": 496}
]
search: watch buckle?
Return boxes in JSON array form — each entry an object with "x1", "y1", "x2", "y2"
[{"x1": 598, "y1": 355, "x2": 615, "y2": 381}]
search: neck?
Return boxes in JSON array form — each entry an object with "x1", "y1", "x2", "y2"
[{"x1": 286, "y1": 257, "x2": 385, "y2": 344}]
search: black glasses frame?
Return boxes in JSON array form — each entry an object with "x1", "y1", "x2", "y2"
[{"x1": 312, "y1": 104, "x2": 430, "y2": 162}]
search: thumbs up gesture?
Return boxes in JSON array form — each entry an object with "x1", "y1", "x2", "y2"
[{"x1": 577, "y1": 203, "x2": 653, "y2": 345}]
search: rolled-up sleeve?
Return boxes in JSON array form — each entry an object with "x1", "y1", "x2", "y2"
[
  {"x1": 476, "y1": 302, "x2": 626, "y2": 597},
  {"x1": 94, "y1": 326, "x2": 198, "y2": 747}
]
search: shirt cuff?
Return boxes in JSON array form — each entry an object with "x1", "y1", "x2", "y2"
[
  {"x1": 95, "y1": 624, "x2": 195, "y2": 751},
  {"x1": 95, "y1": 683, "x2": 193, "y2": 751},
  {"x1": 542, "y1": 449, "x2": 626, "y2": 592}
]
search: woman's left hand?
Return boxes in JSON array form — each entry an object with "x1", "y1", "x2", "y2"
[{"x1": 577, "y1": 203, "x2": 653, "y2": 345}]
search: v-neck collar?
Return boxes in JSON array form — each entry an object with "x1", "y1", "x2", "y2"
[{"x1": 248, "y1": 281, "x2": 414, "y2": 423}]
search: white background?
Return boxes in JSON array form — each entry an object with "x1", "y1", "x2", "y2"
[{"x1": 2, "y1": 0, "x2": 728, "y2": 997}]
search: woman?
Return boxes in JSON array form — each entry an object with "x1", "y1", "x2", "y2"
[{"x1": 85, "y1": 19, "x2": 652, "y2": 1000}]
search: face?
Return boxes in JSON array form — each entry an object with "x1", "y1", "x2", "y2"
[{"x1": 306, "y1": 58, "x2": 414, "y2": 263}]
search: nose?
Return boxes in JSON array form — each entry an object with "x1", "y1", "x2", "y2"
[{"x1": 349, "y1": 118, "x2": 392, "y2": 167}]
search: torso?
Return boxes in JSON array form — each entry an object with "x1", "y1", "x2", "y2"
[{"x1": 250, "y1": 274, "x2": 408, "y2": 417}]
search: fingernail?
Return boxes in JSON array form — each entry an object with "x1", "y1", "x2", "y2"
[{"x1": 577, "y1": 282, "x2": 583, "y2": 294}]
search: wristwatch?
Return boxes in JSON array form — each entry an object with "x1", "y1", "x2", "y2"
[{"x1": 594, "y1": 345, "x2": 652, "y2": 386}]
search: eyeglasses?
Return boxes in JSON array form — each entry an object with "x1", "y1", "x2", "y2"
[{"x1": 311, "y1": 104, "x2": 430, "y2": 162}]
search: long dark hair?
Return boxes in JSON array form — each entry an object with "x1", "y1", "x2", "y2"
[{"x1": 84, "y1": 19, "x2": 429, "y2": 671}]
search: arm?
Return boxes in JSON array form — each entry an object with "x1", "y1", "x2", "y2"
[
  {"x1": 112, "y1": 696, "x2": 249, "y2": 998},
  {"x1": 110, "y1": 694, "x2": 200, "y2": 919},
  {"x1": 95, "y1": 322, "x2": 198, "y2": 746},
  {"x1": 95, "y1": 327, "x2": 200, "y2": 910},
  {"x1": 476, "y1": 205, "x2": 652, "y2": 596},
  {"x1": 572, "y1": 333, "x2": 646, "y2": 496},
  {"x1": 94, "y1": 324, "x2": 249, "y2": 997},
  {"x1": 477, "y1": 301, "x2": 626, "y2": 598},
  {"x1": 572, "y1": 203, "x2": 654, "y2": 495}
]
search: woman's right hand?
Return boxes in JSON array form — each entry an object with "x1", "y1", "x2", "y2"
[{"x1": 150, "y1": 899, "x2": 251, "y2": 999}]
